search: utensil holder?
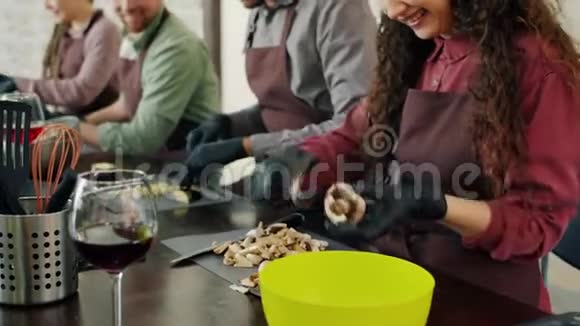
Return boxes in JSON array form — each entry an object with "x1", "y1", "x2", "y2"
[{"x1": 0, "y1": 197, "x2": 77, "y2": 305}]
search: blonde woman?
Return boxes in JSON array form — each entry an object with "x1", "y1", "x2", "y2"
[{"x1": 0, "y1": 0, "x2": 121, "y2": 116}]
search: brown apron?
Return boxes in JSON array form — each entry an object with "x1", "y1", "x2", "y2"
[
  {"x1": 235, "y1": 1, "x2": 329, "y2": 136},
  {"x1": 375, "y1": 89, "x2": 542, "y2": 307},
  {"x1": 58, "y1": 10, "x2": 118, "y2": 115},
  {"x1": 117, "y1": 10, "x2": 196, "y2": 150}
]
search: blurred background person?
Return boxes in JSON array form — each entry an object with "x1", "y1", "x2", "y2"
[
  {"x1": 0, "y1": 0, "x2": 121, "y2": 118},
  {"x1": 78, "y1": 0, "x2": 219, "y2": 154}
]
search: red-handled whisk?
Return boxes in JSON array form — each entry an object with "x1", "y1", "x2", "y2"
[{"x1": 31, "y1": 124, "x2": 81, "y2": 213}]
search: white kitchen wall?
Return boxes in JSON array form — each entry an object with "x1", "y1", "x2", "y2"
[
  {"x1": 220, "y1": 1, "x2": 255, "y2": 112},
  {"x1": 561, "y1": 0, "x2": 580, "y2": 39},
  {"x1": 0, "y1": 0, "x2": 204, "y2": 79}
]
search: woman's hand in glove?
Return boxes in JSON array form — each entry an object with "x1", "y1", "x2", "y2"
[{"x1": 326, "y1": 173, "x2": 448, "y2": 242}]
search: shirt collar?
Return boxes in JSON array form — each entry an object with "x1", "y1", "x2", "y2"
[
  {"x1": 67, "y1": 10, "x2": 102, "y2": 39},
  {"x1": 122, "y1": 7, "x2": 165, "y2": 53},
  {"x1": 428, "y1": 35, "x2": 476, "y2": 63},
  {"x1": 260, "y1": 0, "x2": 296, "y2": 13}
]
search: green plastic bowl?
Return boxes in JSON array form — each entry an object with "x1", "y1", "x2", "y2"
[{"x1": 260, "y1": 251, "x2": 435, "y2": 326}]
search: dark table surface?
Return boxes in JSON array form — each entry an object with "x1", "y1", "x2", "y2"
[{"x1": 0, "y1": 153, "x2": 549, "y2": 326}]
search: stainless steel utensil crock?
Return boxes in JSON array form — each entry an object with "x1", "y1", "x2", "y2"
[{"x1": 0, "y1": 197, "x2": 77, "y2": 305}]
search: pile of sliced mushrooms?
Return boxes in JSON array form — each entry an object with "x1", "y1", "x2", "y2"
[
  {"x1": 215, "y1": 182, "x2": 366, "y2": 294},
  {"x1": 212, "y1": 222, "x2": 329, "y2": 291}
]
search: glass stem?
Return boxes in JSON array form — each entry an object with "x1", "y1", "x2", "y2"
[{"x1": 111, "y1": 272, "x2": 124, "y2": 326}]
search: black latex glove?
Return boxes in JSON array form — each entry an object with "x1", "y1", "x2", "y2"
[
  {"x1": 326, "y1": 173, "x2": 448, "y2": 242},
  {"x1": 0, "y1": 74, "x2": 17, "y2": 94},
  {"x1": 186, "y1": 114, "x2": 232, "y2": 151},
  {"x1": 248, "y1": 146, "x2": 319, "y2": 203},
  {"x1": 181, "y1": 138, "x2": 247, "y2": 188}
]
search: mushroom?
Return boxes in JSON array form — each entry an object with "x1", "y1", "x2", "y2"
[
  {"x1": 213, "y1": 241, "x2": 232, "y2": 255},
  {"x1": 234, "y1": 254, "x2": 254, "y2": 268},
  {"x1": 325, "y1": 183, "x2": 367, "y2": 225},
  {"x1": 229, "y1": 243, "x2": 243, "y2": 254},
  {"x1": 240, "y1": 277, "x2": 256, "y2": 288},
  {"x1": 284, "y1": 237, "x2": 296, "y2": 246},
  {"x1": 223, "y1": 256, "x2": 235, "y2": 266},
  {"x1": 277, "y1": 245, "x2": 289, "y2": 257},
  {"x1": 238, "y1": 245, "x2": 261, "y2": 256},
  {"x1": 332, "y1": 198, "x2": 352, "y2": 216},
  {"x1": 292, "y1": 243, "x2": 306, "y2": 253},
  {"x1": 224, "y1": 247, "x2": 236, "y2": 260},
  {"x1": 241, "y1": 236, "x2": 255, "y2": 248},
  {"x1": 260, "y1": 250, "x2": 273, "y2": 260},
  {"x1": 245, "y1": 254, "x2": 263, "y2": 266},
  {"x1": 267, "y1": 223, "x2": 288, "y2": 234},
  {"x1": 246, "y1": 222, "x2": 265, "y2": 238},
  {"x1": 275, "y1": 228, "x2": 288, "y2": 238},
  {"x1": 240, "y1": 272, "x2": 260, "y2": 288}
]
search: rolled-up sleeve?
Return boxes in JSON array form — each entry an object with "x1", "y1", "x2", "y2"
[
  {"x1": 465, "y1": 73, "x2": 580, "y2": 261},
  {"x1": 250, "y1": 0, "x2": 377, "y2": 157},
  {"x1": 14, "y1": 20, "x2": 120, "y2": 109},
  {"x1": 98, "y1": 40, "x2": 202, "y2": 155}
]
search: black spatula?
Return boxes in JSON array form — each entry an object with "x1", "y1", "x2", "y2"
[{"x1": 0, "y1": 101, "x2": 32, "y2": 201}]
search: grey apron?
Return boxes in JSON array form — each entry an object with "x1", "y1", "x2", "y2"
[
  {"x1": 118, "y1": 10, "x2": 196, "y2": 151},
  {"x1": 230, "y1": 1, "x2": 329, "y2": 137},
  {"x1": 374, "y1": 89, "x2": 542, "y2": 308}
]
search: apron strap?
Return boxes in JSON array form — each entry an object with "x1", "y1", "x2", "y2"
[
  {"x1": 245, "y1": 1, "x2": 299, "y2": 49},
  {"x1": 82, "y1": 10, "x2": 104, "y2": 37},
  {"x1": 280, "y1": 5, "x2": 298, "y2": 43},
  {"x1": 246, "y1": 10, "x2": 262, "y2": 49}
]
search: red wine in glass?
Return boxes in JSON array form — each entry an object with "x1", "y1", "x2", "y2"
[
  {"x1": 71, "y1": 169, "x2": 158, "y2": 326},
  {"x1": 73, "y1": 223, "x2": 154, "y2": 273}
]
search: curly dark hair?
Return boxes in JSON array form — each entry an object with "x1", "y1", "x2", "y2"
[{"x1": 368, "y1": 0, "x2": 580, "y2": 196}]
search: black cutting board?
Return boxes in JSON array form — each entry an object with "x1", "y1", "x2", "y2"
[{"x1": 163, "y1": 228, "x2": 353, "y2": 296}]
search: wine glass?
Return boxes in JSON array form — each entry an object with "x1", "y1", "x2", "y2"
[{"x1": 70, "y1": 170, "x2": 158, "y2": 326}]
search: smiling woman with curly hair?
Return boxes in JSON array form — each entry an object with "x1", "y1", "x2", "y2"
[
  {"x1": 368, "y1": 0, "x2": 580, "y2": 195},
  {"x1": 276, "y1": 0, "x2": 580, "y2": 311}
]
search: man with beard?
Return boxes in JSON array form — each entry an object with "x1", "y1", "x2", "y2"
[{"x1": 78, "y1": 0, "x2": 219, "y2": 154}]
